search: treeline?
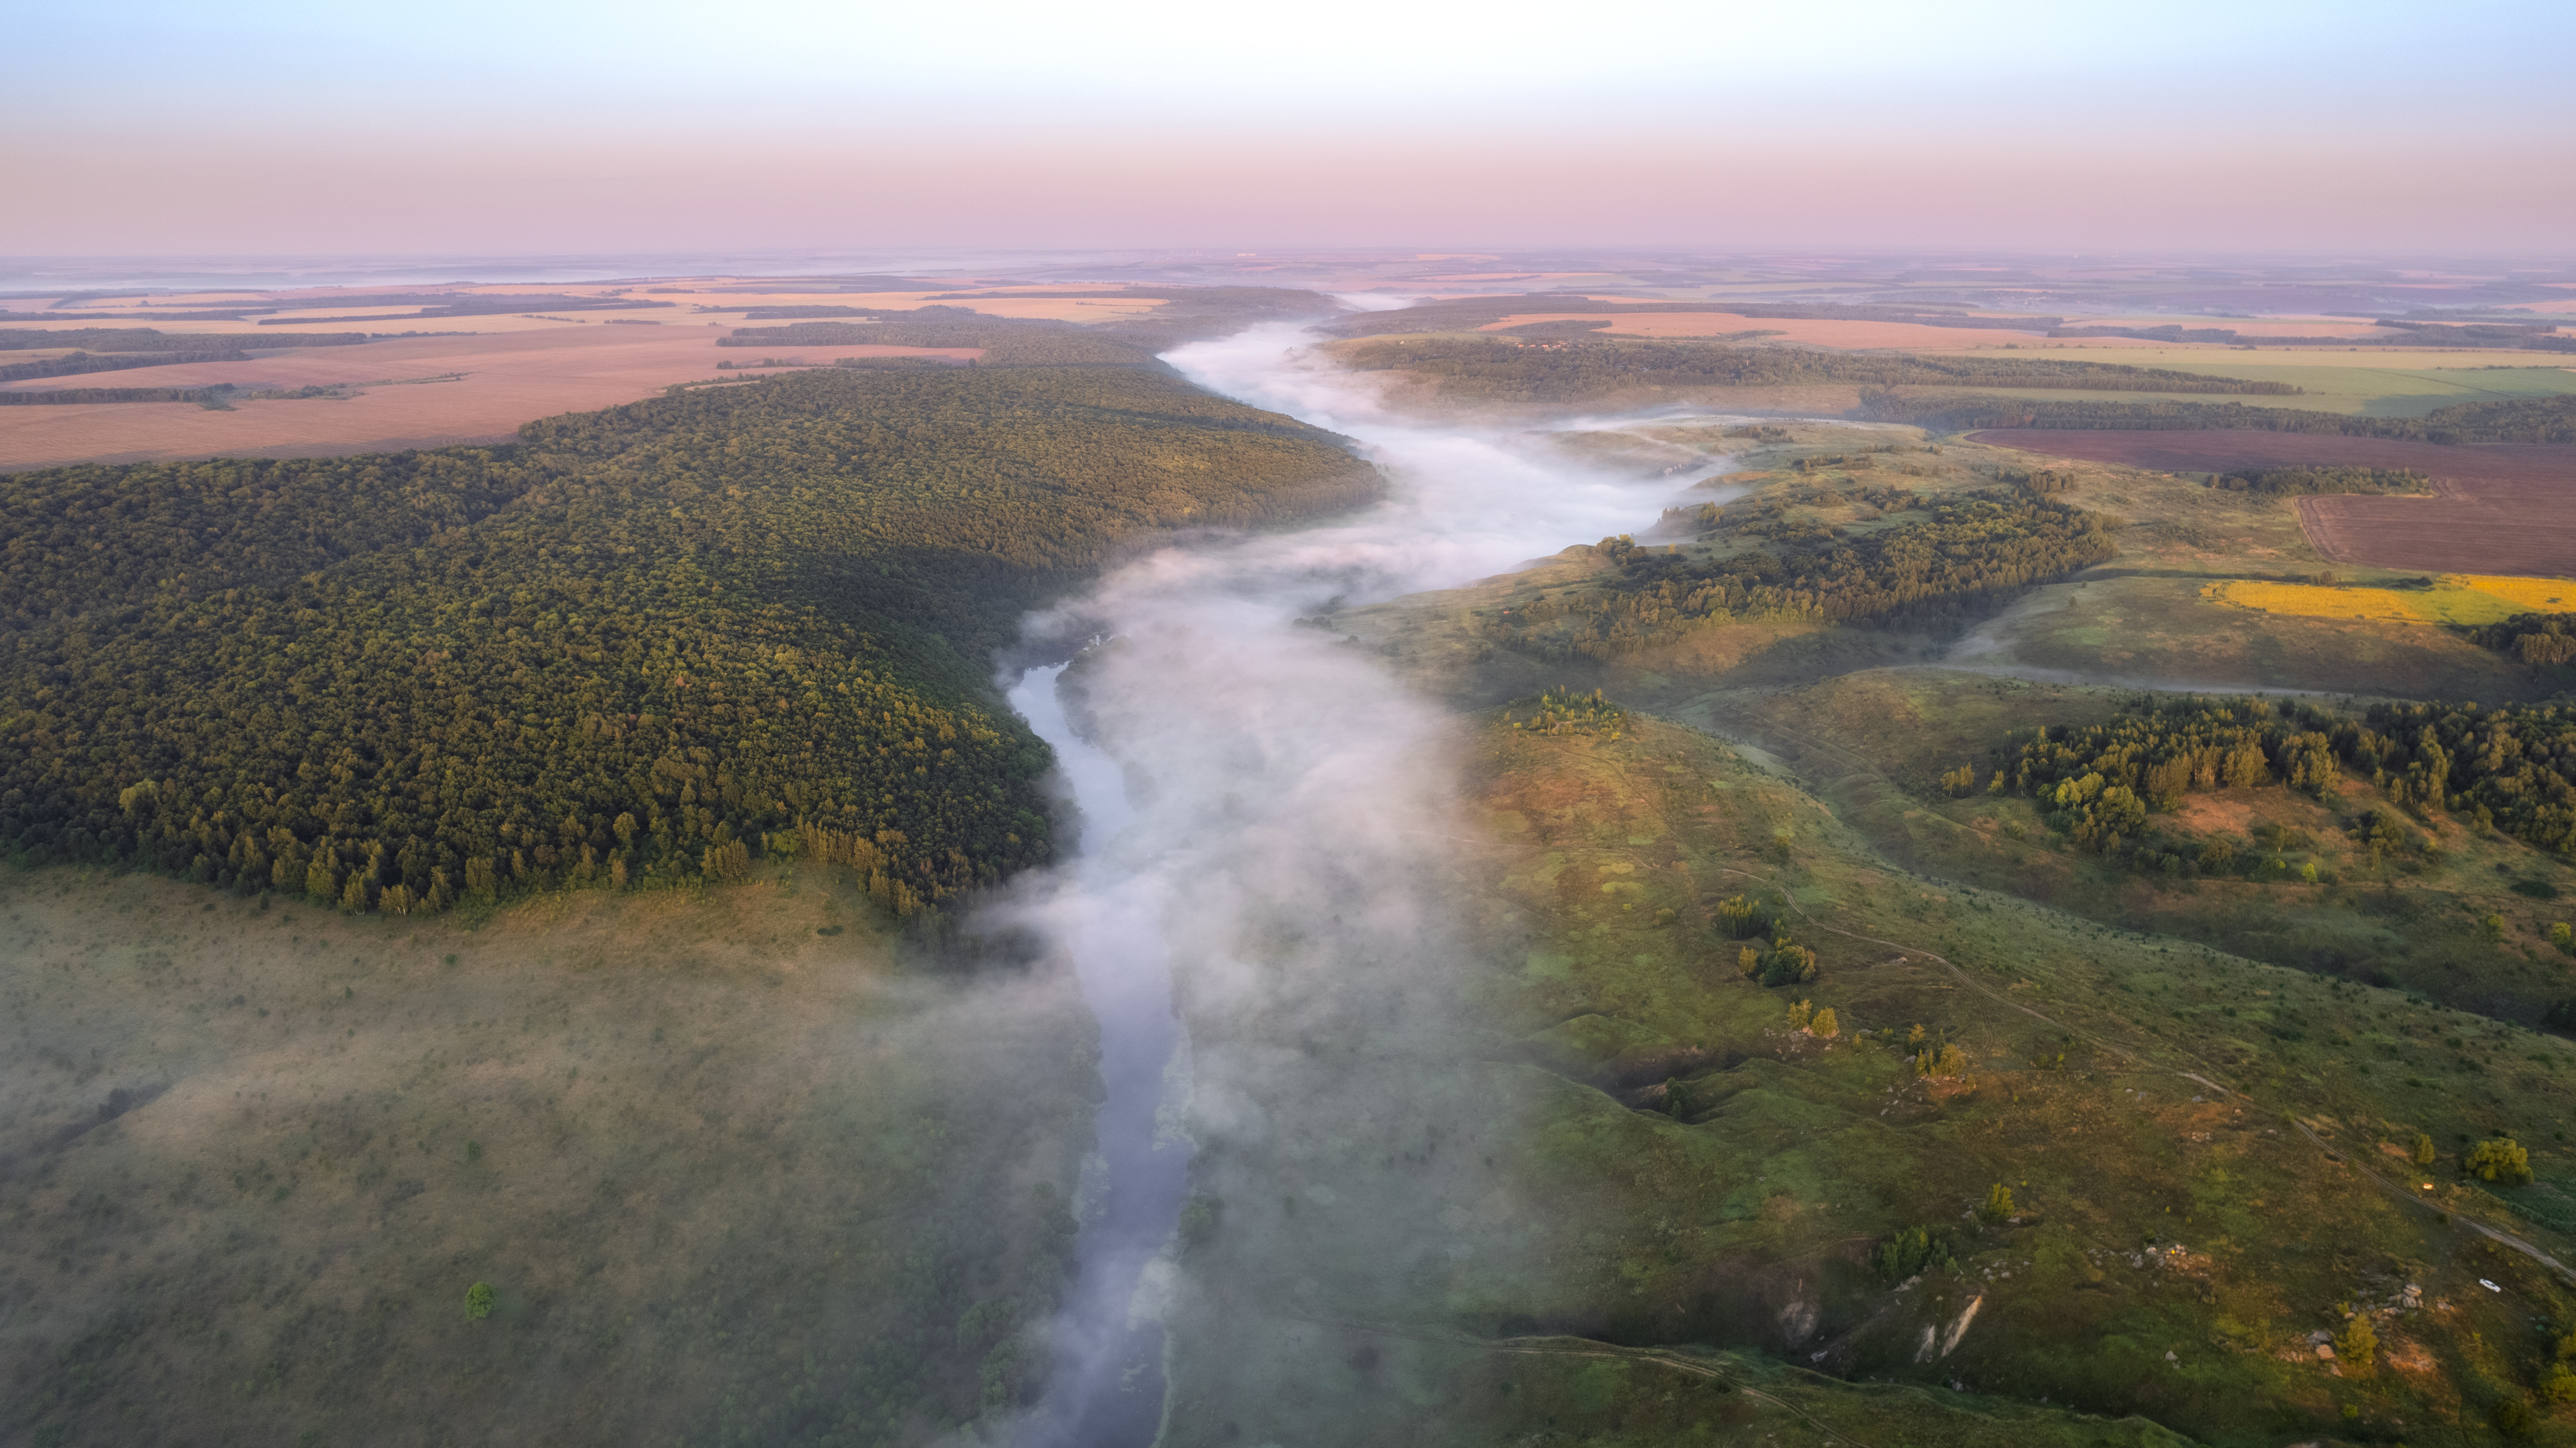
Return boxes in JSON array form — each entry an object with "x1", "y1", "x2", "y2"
[
  {"x1": 0, "y1": 366, "x2": 1376, "y2": 919},
  {"x1": 1987, "y1": 695, "x2": 2576, "y2": 864},
  {"x1": 1860, "y1": 390, "x2": 2576, "y2": 444},
  {"x1": 250, "y1": 294, "x2": 675, "y2": 324},
  {"x1": 2209, "y1": 466, "x2": 2432, "y2": 497},
  {"x1": 2471, "y1": 614, "x2": 2576, "y2": 667},
  {"x1": 1477, "y1": 491, "x2": 2113, "y2": 661},
  {"x1": 0, "y1": 349, "x2": 251, "y2": 383},
  {"x1": 0, "y1": 387, "x2": 222, "y2": 405},
  {"x1": 0, "y1": 327, "x2": 372, "y2": 352},
  {"x1": 721, "y1": 319, "x2": 1156, "y2": 366},
  {"x1": 1336, "y1": 337, "x2": 2299, "y2": 404}
]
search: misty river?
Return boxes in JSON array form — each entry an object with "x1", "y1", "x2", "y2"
[{"x1": 1000, "y1": 323, "x2": 1747, "y2": 1444}]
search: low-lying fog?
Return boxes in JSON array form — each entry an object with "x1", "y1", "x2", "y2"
[{"x1": 997, "y1": 323, "x2": 1744, "y2": 1443}]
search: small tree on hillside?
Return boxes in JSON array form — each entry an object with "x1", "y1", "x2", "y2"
[
  {"x1": 1811, "y1": 1007, "x2": 1840, "y2": 1039},
  {"x1": 2335, "y1": 1313, "x2": 2377, "y2": 1376},
  {"x1": 1979, "y1": 1183, "x2": 2015, "y2": 1224},
  {"x1": 2467, "y1": 1137, "x2": 2534, "y2": 1185},
  {"x1": 2413, "y1": 1133, "x2": 2438, "y2": 1168}
]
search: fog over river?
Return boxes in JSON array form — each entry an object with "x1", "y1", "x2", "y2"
[{"x1": 998, "y1": 324, "x2": 1740, "y2": 1444}]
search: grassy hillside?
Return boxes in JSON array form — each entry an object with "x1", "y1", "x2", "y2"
[
  {"x1": 1160, "y1": 705, "x2": 2576, "y2": 1444},
  {"x1": 0, "y1": 366, "x2": 1376, "y2": 918},
  {"x1": 0, "y1": 865, "x2": 1099, "y2": 1448}
]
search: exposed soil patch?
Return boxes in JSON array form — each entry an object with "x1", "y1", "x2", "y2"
[{"x1": 1972, "y1": 430, "x2": 2576, "y2": 577}]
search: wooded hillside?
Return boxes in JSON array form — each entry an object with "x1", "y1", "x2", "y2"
[{"x1": 0, "y1": 366, "x2": 1375, "y2": 917}]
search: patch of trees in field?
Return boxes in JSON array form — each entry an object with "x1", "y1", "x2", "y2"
[
  {"x1": 0, "y1": 349, "x2": 252, "y2": 383},
  {"x1": 0, "y1": 386, "x2": 230, "y2": 405},
  {"x1": 2207, "y1": 466, "x2": 2433, "y2": 497},
  {"x1": 1478, "y1": 491, "x2": 2113, "y2": 661},
  {"x1": 1862, "y1": 390, "x2": 2576, "y2": 444},
  {"x1": 0, "y1": 327, "x2": 372, "y2": 352},
  {"x1": 0, "y1": 366, "x2": 1375, "y2": 918},
  {"x1": 1335, "y1": 336, "x2": 2301, "y2": 405},
  {"x1": 2471, "y1": 614, "x2": 2576, "y2": 667},
  {"x1": 1984, "y1": 694, "x2": 2576, "y2": 868}
]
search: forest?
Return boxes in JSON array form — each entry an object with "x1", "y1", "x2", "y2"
[
  {"x1": 1477, "y1": 491, "x2": 2114, "y2": 661},
  {"x1": 1860, "y1": 389, "x2": 2576, "y2": 443},
  {"x1": 1335, "y1": 336, "x2": 2301, "y2": 404},
  {"x1": 1990, "y1": 695, "x2": 2576, "y2": 868},
  {"x1": 2471, "y1": 614, "x2": 2576, "y2": 667},
  {"x1": 2208, "y1": 466, "x2": 2433, "y2": 497},
  {"x1": 0, "y1": 349, "x2": 252, "y2": 383},
  {"x1": 721, "y1": 319, "x2": 1157, "y2": 366},
  {"x1": 0, "y1": 366, "x2": 1375, "y2": 918}
]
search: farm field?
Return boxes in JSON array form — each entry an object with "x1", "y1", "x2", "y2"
[
  {"x1": 0, "y1": 324, "x2": 979, "y2": 470},
  {"x1": 1469, "y1": 310, "x2": 2087, "y2": 349},
  {"x1": 2207, "y1": 575, "x2": 2576, "y2": 626},
  {"x1": 1932, "y1": 353, "x2": 2576, "y2": 418},
  {"x1": 1970, "y1": 430, "x2": 2576, "y2": 579}
]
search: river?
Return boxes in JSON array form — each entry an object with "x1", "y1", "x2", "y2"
[{"x1": 1002, "y1": 323, "x2": 1738, "y2": 1444}]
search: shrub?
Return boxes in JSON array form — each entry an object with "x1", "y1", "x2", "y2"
[
  {"x1": 2414, "y1": 1133, "x2": 2438, "y2": 1168},
  {"x1": 2335, "y1": 1314, "x2": 2377, "y2": 1376},
  {"x1": 2467, "y1": 1138, "x2": 2534, "y2": 1185},
  {"x1": 2483, "y1": 913, "x2": 2509, "y2": 943},
  {"x1": 465, "y1": 1281, "x2": 495, "y2": 1321},
  {"x1": 2552, "y1": 922, "x2": 2573, "y2": 955},
  {"x1": 1979, "y1": 1183, "x2": 2015, "y2": 1223},
  {"x1": 1786, "y1": 999, "x2": 1814, "y2": 1029},
  {"x1": 1875, "y1": 1227, "x2": 1953, "y2": 1280},
  {"x1": 1811, "y1": 1007, "x2": 1840, "y2": 1039},
  {"x1": 1755, "y1": 941, "x2": 1819, "y2": 987}
]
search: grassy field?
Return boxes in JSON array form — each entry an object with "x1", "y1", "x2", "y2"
[
  {"x1": 1161, "y1": 706, "x2": 2576, "y2": 1444},
  {"x1": 0, "y1": 865, "x2": 1098, "y2": 1448},
  {"x1": 1694, "y1": 669, "x2": 2576, "y2": 1022}
]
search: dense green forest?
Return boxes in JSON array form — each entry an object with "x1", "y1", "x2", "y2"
[
  {"x1": 2471, "y1": 614, "x2": 2576, "y2": 667},
  {"x1": 1335, "y1": 336, "x2": 2300, "y2": 404},
  {"x1": 2208, "y1": 466, "x2": 2433, "y2": 497},
  {"x1": 1478, "y1": 491, "x2": 2113, "y2": 661},
  {"x1": 0, "y1": 367, "x2": 1373, "y2": 916},
  {"x1": 0, "y1": 327, "x2": 371, "y2": 351},
  {"x1": 1989, "y1": 695, "x2": 2576, "y2": 868},
  {"x1": 1860, "y1": 389, "x2": 2576, "y2": 442}
]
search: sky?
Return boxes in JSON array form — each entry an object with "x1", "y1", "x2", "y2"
[{"x1": 9, "y1": 0, "x2": 2574, "y2": 258}]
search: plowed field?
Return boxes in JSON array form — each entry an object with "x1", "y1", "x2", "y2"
[{"x1": 1970, "y1": 428, "x2": 2576, "y2": 578}]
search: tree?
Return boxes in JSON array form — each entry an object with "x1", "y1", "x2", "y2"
[
  {"x1": 465, "y1": 1281, "x2": 495, "y2": 1321},
  {"x1": 1811, "y1": 1007, "x2": 1840, "y2": 1039},
  {"x1": 2483, "y1": 913, "x2": 2509, "y2": 944},
  {"x1": 1979, "y1": 1183, "x2": 2015, "y2": 1223},
  {"x1": 2335, "y1": 1313, "x2": 2377, "y2": 1376},
  {"x1": 1786, "y1": 999, "x2": 1814, "y2": 1029},
  {"x1": 2413, "y1": 1133, "x2": 2438, "y2": 1168},
  {"x1": 2466, "y1": 1137, "x2": 2534, "y2": 1185},
  {"x1": 2552, "y1": 921, "x2": 2574, "y2": 955}
]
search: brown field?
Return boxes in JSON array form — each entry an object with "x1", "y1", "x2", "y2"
[
  {"x1": 0, "y1": 327, "x2": 980, "y2": 471},
  {"x1": 1972, "y1": 428, "x2": 2576, "y2": 578},
  {"x1": 1470, "y1": 311, "x2": 2148, "y2": 349}
]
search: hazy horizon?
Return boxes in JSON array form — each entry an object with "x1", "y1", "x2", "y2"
[{"x1": 11, "y1": 0, "x2": 2571, "y2": 257}]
